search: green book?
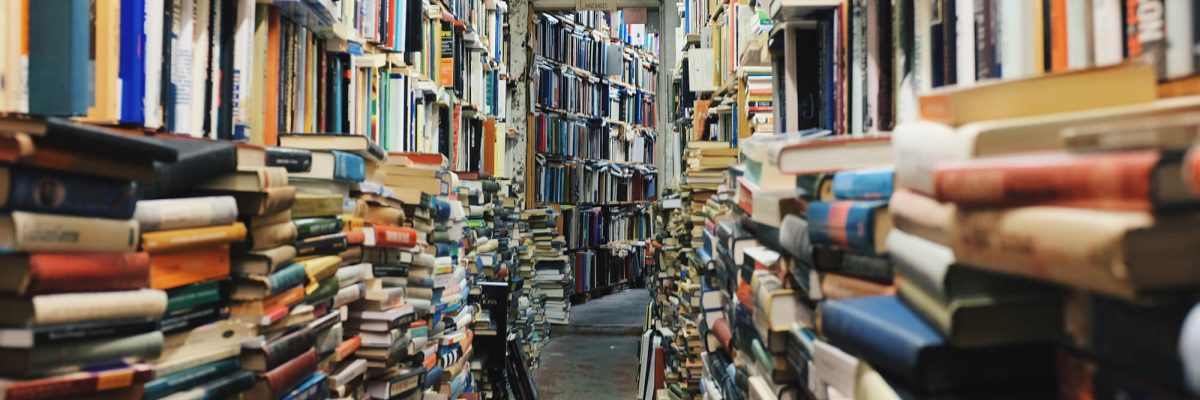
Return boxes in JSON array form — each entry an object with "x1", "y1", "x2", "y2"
[
  {"x1": 897, "y1": 278, "x2": 1063, "y2": 347},
  {"x1": 166, "y1": 279, "x2": 227, "y2": 313},
  {"x1": 293, "y1": 217, "x2": 344, "y2": 240},
  {"x1": 304, "y1": 276, "x2": 341, "y2": 305}
]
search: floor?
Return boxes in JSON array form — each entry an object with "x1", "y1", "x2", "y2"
[{"x1": 532, "y1": 288, "x2": 650, "y2": 399}]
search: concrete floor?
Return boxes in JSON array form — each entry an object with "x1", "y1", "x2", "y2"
[{"x1": 533, "y1": 288, "x2": 650, "y2": 400}]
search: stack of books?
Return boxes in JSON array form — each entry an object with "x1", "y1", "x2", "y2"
[
  {"x1": 0, "y1": 135, "x2": 168, "y2": 398},
  {"x1": 522, "y1": 209, "x2": 573, "y2": 325}
]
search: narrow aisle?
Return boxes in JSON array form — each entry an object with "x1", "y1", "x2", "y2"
[{"x1": 533, "y1": 289, "x2": 651, "y2": 399}]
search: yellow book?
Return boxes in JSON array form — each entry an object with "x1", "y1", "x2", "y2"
[{"x1": 918, "y1": 64, "x2": 1156, "y2": 126}]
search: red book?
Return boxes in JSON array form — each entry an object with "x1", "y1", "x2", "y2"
[
  {"x1": 935, "y1": 149, "x2": 1194, "y2": 211},
  {"x1": 0, "y1": 363, "x2": 154, "y2": 400},
  {"x1": 388, "y1": 152, "x2": 447, "y2": 167},
  {"x1": 2, "y1": 252, "x2": 150, "y2": 296},
  {"x1": 250, "y1": 349, "x2": 317, "y2": 399},
  {"x1": 372, "y1": 226, "x2": 420, "y2": 248}
]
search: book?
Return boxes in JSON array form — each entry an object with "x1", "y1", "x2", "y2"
[
  {"x1": 195, "y1": 167, "x2": 289, "y2": 192},
  {"x1": 162, "y1": 370, "x2": 256, "y2": 400},
  {"x1": 232, "y1": 262, "x2": 306, "y2": 300},
  {"x1": 770, "y1": 136, "x2": 893, "y2": 175},
  {"x1": 278, "y1": 134, "x2": 386, "y2": 164},
  {"x1": 0, "y1": 252, "x2": 149, "y2": 296},
  {"x1": 142, "y1": 357, "x2": 240, "y2": 400},
  {"x1": 232, "y1": 245, "x2": 297, "y2": 276},
  {"x1": 0, "y1": 316, "x2": 160, "y2": 349},
  {"x1": 831, "y1": 167, "x2": 894, "y2": 200},
  {"x1": 807, "y1": 200, "x2": 891, "y2": 254},
  {"x1": 934, "y1": 150, "x2": 1198, "y2": 211},
  {"x1": 134, "y1": 196, "x2": 239, "y2": 232},
  {"x1": 266, "y1": 147, "x2": 313, "y2": 173},
  {"x1": 291, "y1": 193, "x2": 343, "y2": 218},
  {"x1": 28, "y1": 1, "x2": 91, "y2": 116},
  {"x1": 949, "y1": 206, "x2": 1200, "y2": 299},
  {"x1": 241, "y1": 326, "x2": 317, "y2": 371},
  {"x1": 918, "y1": 64, "x2": 1157, "y2": 125},
  {"x1": 288, "y1": 150, "x2": 367, "y2": 183},
  {"x1": 0, "y1": 211, "x2": 140, "y2": 253},
  {"x1": 142, "y1": 136, "x2": 239, "y2": 198},
  {"x1": 0, "y1": 363, "x2": 155, "y2": 400},
  {"x1": 0, "y1": 331, "x2": 164, "y2": 377},
  {"x1": 0, "y1": 166, "x2": 139, "y2": 219},
  {"x1": 245, "y1": 349, "x2": 318, "y2": 399},
  {"x1": 141, "y1": 222, "x2": 247, "y2": 253},
  {"x1": 818, "y1": 295, "x2": 1055, "y2": 393},
  {"x1": 0, "y1": 289, "x2": 167, "y2": 326}
]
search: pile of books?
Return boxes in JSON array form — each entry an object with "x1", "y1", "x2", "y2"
[{"x1": 522, "y1": 209, "x2": 573, "y2": 325}]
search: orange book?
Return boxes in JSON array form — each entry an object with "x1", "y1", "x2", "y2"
[
  {"x1": 142, "y1": 222, "x2": 248, "y2": 253},
  {"x1": 387, "y1": 152, "x2": 446, "y2": 167},
  {"x1": 334, "y1": 335, "x2": 362, "y2": 362},
  {"x1": 1049, "y1": 0, "x2": 1068, "y2": 72},
  {"x1": 265, "y1": 285, "x2": 306, "y2": 310},
  {"x1": 150, "y1": 244, "x2": 231, "y2": 289},
  {"x1": 344, "y1": 228, "x2": 366, "y2": 245},
  {"x1": 264, "y1": 8, "x2": 281, "y2": 146},
  {"x1": 483, "y1": 118, "x2": 497, "y2": 175}
]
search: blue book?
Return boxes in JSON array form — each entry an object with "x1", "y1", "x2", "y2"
[
  {"x1": 171, "y1": 370, "x2": 256, "y2": 400},
  {"x1": 266, "y1": 263, "x2": 309, "y2": 297},
  {"x1": 143, "y1": 357, "x2": 241, "y2": 400},
  {"x1": 832, "y1": 167, "x2": 894, "y2": 200},
  {"x1": 118, "y1": 0, "x2": 145, "y2": 124},
  {"x1": 807, "y1": 200, "x2": 888, "y2": 254},
  {"x1": 28, "y1": 0, "x2": 92, "y2": 116},
  {"x1": 280, "y1": 372, "x2": 329, "y2": 400},
  {"x1": 819, "y1": 295, "x2": 1055, "y2": 393},
  {"x1": 331, "y1": 151, "x2": 365, "y2": 183},
  {"x1": 4, "y1": 166, "x2": 138, "y2": 219}
]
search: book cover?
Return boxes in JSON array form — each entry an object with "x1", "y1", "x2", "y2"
[
  {"x1": 819, "y1": 295, "x2": 1055, "y2": 393},
  {"x1": 148, "y1": 244, "x2": 232, "y2": 290},
  {"x1": 134, "y1": 196, "x2": 239, "y2": 232},
  {"x1": 807, "y1": 200, "x2": 890, "y2": 254},
  {"x1": 831, "y1": 167, "x2": 894, "y2": 200},
  {"x1": 27, "y1": 1, "x2": 90, "y2": 116},
  {"x1": 0, "y1": 211, "x2": 139, "y2": 253},
  {"x1": 0, "y1": 363, "x2": 155, "y2": 400},
  {"x1": 141, "y1": 222, "x2": 247, "y2": 253},
  {"x1": 142, "y1": 357, "x2": 240, "y2": 400},
  {"x1": 0, "y1": 165, "x2": 138, "y2": 221},
  {"x1": 0, "y1": 252, "x2": 150, "y2": 296}
]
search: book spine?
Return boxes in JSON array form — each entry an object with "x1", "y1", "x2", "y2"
[
  {"x1": 293, "y1": 217, "x2": 344, "y2": 240},
  {"x1": 1093, "y1": 0, "x2": 1126, "y2": 66},
  {"x1": 134, "y1": 196, "x2": 239, "y2": 232},
  {"x1": 831, "y1": 168, "x2": 895, "y2": 200},
  {"x1": 141, "y1": 222, "x2": 247, "y2": 253},
  {"x1": 838, "y1": 253, "x2": 895, "y2": 283},
  {"x1": 31, "y1": 289, "x2": 167, "y2": 325},
  {"x1": 165, "y1": 279, "x2": 228, "y2": 312},
  {"x1": 820, "y1": 273, "x2": 897, "y2": 300},
  {"x1": 331, "y1": 151, "x2": 366, "y2": 182},
  {"x1": 4, "y1": 166, "x2": 138, "y2": 220},
  {"x1": 161, "y1": 304, "x2": 227, "y2": 334},
  {"x1": 26, "y1": 331, "x2": 163, "y2": 373},
  {"x1": 933, "y1": 150, "x2": 1161, "y2": 210},
  {"x1": 7, "y1": 211, "x2": 139, "y2": 253},
  {"x1": 142, "y1": 357, "x2": 240, "y2": 400},
  {"x1": 149, "y1": 244, "x2": 232, "y2": 290},
  {"x1": 296, "y1": 233, "x2": 349, "y2": 258},
  {"x1": 22, "y1": 252, "x2": 149, "y2": 296},
  {"x1": 280, "y1": 372, "x2": 328, "y2": 400},
  {"x1": 949, "y1": 206, "x2": 1152, "y2": 297},
  {"x1": 264, "y1": 327, "x2": 316, "y2": 371},
  {"x1": 247, "y1": 222, "x2": 298, "y2": 251},
  {"x1": 1125, "y1": 0, "x2": 1167, "y2": 79},
  {"x1": 266, "y1": 263, "x2": 307, "y2": 296},
  {"x1": 262, "y1": 349, "x2": 318, "y2": 398},
  {"x1": 3, "y1": 365, "x2": 154, "y2": 400},
  {"x1": 31, "y1": 317, "x2": 160, "y2": 347},
  {"x1": 373, "y1": 226, "x2": 419, "y2": 248},
  {"x1": 806, "y1": 200, "x2": 887, "y2": 254},
  {"x1": 303, "y1": 276, "x2": 340, "y2": 304},
  {"x1": 291, "y1": 196, "x2": 343, "y2": 218},
  {"x1": 266, "y1": 147, "x2": 312, "y2": 172}
]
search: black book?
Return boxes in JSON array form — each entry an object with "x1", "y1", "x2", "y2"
[
  {"x1": 161, "y1": 305, "x2": 229, "y2": 335},
  {"x1": 37, "y1": 118, "x2": 180, "y2": 162},
  {"x1": 0, "y1": 316, "x2": 160, "y2": 349},
  {"x1": 295, "y1": 232, "x2": 349, "y2": 258},
  {"x1": 143, "y1": 135, "x2": 238, "y2": 198}
]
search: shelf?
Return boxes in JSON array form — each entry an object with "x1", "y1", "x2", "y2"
[
  {"x1": 534, "y1": 153, "x2": 657, "y2": 169},
  {"x1": 541, "y1": 200, "x2": 654, "y2": 207}
]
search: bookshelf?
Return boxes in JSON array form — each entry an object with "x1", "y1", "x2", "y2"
[
  {"x1": 526, "y1": 9, "x2": 661, "y2": 299},
  {"x1": 0, "y1": 0, "x2": 525, "y2": 399}
]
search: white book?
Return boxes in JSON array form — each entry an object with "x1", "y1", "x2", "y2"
[
  {"x1": 232, "y1": 0, "x2": 255, "y2": 138},
  {"x1": 998, "y1": 1, "x2": 1027, "y2": 79},
  {"x1": 914, "y1": 0, "x2": 932, "y2": 94},
  {"x1": 1166, "y1": 0, "x2": 1193, "y2": 79},
  {"x1": 955, "y1": 0, "x2": 976, "y2": 86},
  {"x1": 1091, "y1": 0, "x2": 1124, "y2": 66},
  {"x1": 1065, "y1": 0, "x2": 1093, "y2": 70}
]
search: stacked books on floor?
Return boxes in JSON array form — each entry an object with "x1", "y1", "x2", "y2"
[{"x1": 521, "y1": 209, "x2": 572, "y2": 325}]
